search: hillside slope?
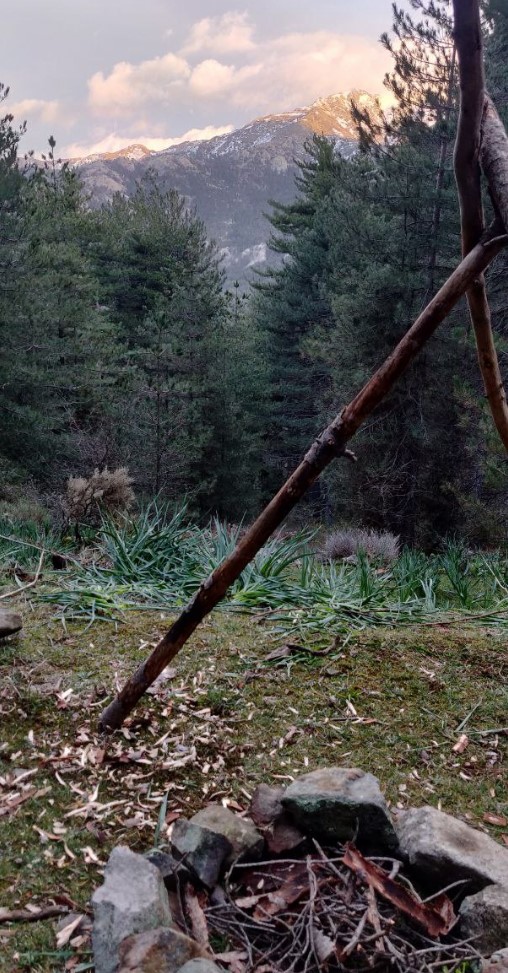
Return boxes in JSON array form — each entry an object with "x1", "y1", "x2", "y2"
[{"x1": 74, "y1": 91, "x2": 379, "y2": 283}]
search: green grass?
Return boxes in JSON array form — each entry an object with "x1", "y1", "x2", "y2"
[
  {"x1": 0, "y1": 598, "x2": 506, "y2": 972},
  {"x1": 0, "y1": 510, "x2": 507, "y2": 971},
  {"x1": 6, "y1": 506, "x2": 506, "y2": 639}
]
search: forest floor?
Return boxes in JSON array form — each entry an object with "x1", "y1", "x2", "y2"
[{"x1": 0, "y1": 596, "x2": 507, "y2": 972}]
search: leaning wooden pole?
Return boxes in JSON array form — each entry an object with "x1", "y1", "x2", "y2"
[
  {"x1": 99, "y1": 227, "x2": 506, "y2": 732},
  {"x1": 453, "y1": 0, "x2": 508, "y2": 450}
]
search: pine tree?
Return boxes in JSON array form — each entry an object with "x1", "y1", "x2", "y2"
[
  {"x1": 255, "y1": 1, "x2": 508, "y2": 542},
  {"x1": 0, "y1": 84, "x2": 26, "y2": 482},
  {"x1": 252, "y1": 137, "x2": 338, "y2": 506},
  {"x1": 1, "y1": 138, "x2": 120, "y2": 484},
  {"x1": 90, "y1": 175, "x2": 230, "y2": 512}
]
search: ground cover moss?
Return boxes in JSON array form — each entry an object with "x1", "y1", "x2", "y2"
[{"x1": 0, "y1": 594, "x2": 506, "y2": 972}]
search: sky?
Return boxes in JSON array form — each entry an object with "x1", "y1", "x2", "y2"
[{"x1": 2, "y1": 1, "x2": 398, "y2": 158}]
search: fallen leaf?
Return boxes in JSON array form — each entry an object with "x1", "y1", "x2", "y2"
[
  {"x1": 56, "y1": 914, "x2": 84, "y2": 948},
  {"x1": 234, "y1": 894, "x2": 262, "y2": 909},
  {"x1": 452, "y1": 734, "x2": 469, "y2": 754},
  {"x1": 214, "y1": 951, "x2": 248, "y2": 973},
  {"x1": 184, "y1": 885, "x2": 209, "y2": 951},
  {"x1": 483, "y1": 813, "x2": 508, "y2": 827},
  {"x1": 342, "y1": 843, "x2": 456, "y2": 937}
]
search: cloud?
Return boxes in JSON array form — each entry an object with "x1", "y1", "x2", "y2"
[
  {"x1": 62, "y1": 123, "x2": 234, "y2": 159},
  {"x1": 84, "y1": 20, "x2": 392, "y2": 129},
  {"x1": 181, "y1": 12, "x2": 256, "y2": 55},
  {"x1": 224, "y1": 31, "x2": 392, "y2": 112},
  {"x1": 189, "y1": 59, "x2": 261, "y2": 98},
  {"x1": 88, "y1": 52, "x2": 190, "y2": 116},
  {"x1": 9, "y1": 98, "x2": 61, "y2": 125}
]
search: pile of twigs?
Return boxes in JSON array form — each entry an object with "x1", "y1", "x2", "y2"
[{"x1": 197, "y1": 843, "x2": 481, "y2": 973}]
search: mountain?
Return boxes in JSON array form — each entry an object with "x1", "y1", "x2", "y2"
[{"x1": 73, "y1": 91, "x2": 380, "y2": 284}]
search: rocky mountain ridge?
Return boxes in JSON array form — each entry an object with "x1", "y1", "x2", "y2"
[{"x1": 74, "y1": 91, "x2": 380, "y2": 283}]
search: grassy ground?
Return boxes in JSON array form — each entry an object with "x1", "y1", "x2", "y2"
[{"x1": 0, "y1": 594, "x2": 507, "y2": 972}]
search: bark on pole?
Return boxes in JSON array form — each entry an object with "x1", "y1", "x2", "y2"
[
  {"x1": 99, "y1": 228, "x2": 506, "y2": 732},
  {"x1": 453, "y1": 0, "x2": 508, "y2": 451}
]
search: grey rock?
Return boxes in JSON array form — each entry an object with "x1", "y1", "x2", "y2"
[
  {"x1": 250, "y1": 784, "x2": 304, "y2": 854},
  {"x1": 0, "y1": 609, "x2": 22, "y2": 639},
  {"x1": 145, "y1": 850, "x2": 191, "y2": 889},
  {"x1": 460, "y1": 885, "x2": 508, "y2": 955},
  {"x1": 190, "y1": 805, "x2": 264, "y2": 862},
  {"x1": 250, "y1": 784, "x2": 285, "y2": 827},
  {"x1": 281, "y1": 767, "x2": 398, "y2": 852},
  {"x1": 118, "y1": 926, "x2": 203, "y2": 973},
  {"x1": 397, "y1": 806, "x2": 508, "y2": 893},
  {"x1": 171, "y1": 818, "x2": 232, "y2": 888},
  {"x1": 482, "y1": 947, "x2": 508, "y2": 972},
  {"x1": 92, "y1": 846, "x2": 172, "y2": 973},
  {"x1": 178, "y1": 961, "x2": 223, "y2": 973}
]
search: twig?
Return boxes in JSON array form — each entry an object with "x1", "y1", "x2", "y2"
[
  {"x1": 366, "y1": 885, "x2": 385, "y2": 952},
  {"x1": 456, "y1": 702, "x2": 482, "y2": 733},
  {"x1": 0, "y1": 904, "x2": 70, "y2": 924},
  {"x1": 0, "y1": 549, "x2": 44, "y2": 601},
  {"x1": 341, "y1": 908, "x2": 369, "y2": 956}
]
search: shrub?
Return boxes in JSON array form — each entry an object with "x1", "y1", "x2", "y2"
[
  {"x1": 65, "y1": 467, "x2": 135, "y2": 527},
  {"x1": 321, "y1": 527, "x2": 400, "y2": 564}
]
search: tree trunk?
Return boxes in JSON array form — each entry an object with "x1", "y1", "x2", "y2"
[{"x1": 453, "y1": 0, "x2": 508, "y2": 451}]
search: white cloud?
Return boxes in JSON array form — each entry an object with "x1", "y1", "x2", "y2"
[
  {"x1": 189, "y1": 59, "x2": 261, "y2": 98},
  {"x1": 9, "y1": 98, "x2": 61, "y2": 124},
  {"x1": 84, "y1": 23, "x2": 391, "y2": 130},
  {"x1": 181, "y1": 12, "x2": 256, "y2": 55},
  {"x1": 225, "y1": 31, "x2": 392, "y2": 112},
  {"x1": 62, "y1": 123, "x2": 234, "y2": 159},
  {"x1": 88, "y1": 52, "x2": 190, "y2": 115}
]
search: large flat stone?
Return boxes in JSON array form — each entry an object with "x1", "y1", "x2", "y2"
[
  {"x1": 171, "y1": 818, "x2": 232, "y2": 888},
  {"x1": 92, "y1": 846, "x2": 172, "y2": 973},
  {"x1": 460, "y1": 885, "x2": 508, "y2": 955},
  {"x1": 396, "y1": 806, "x2": 508, "y2": 893},
  {"x1": 281, "y1": 767, "x2": 398, "y2": 852},
  {"x1": 0, "y1": 610, "x2": 22, "y2": 639},
  {"x1": 118, "y1": 926, "x2": 203, "y2": 973},
  {"x1": 190, "y1": 805, "x2": 264, "y2": 861}
]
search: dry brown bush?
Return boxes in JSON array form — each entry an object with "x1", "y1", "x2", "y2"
[
  {"x1": 321, "y1": 527, "x2": 400, "y2": 564},
  {"x1": 65, "y1": 467, "x2": 135, "y2": 526}
]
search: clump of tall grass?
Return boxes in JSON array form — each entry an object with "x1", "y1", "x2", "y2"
[
  {"x1": 320, "y1": 527, "x2": 400, "y2": 564},
  {"x1": 37, "y1": 507, "x2": 508, "y2": 636},
  {"x1": 0, "y1": 510, "x2": 68, "y2": 571},
  {"x1": 40, "y1": 503, "x2": 313, "y2": 619}
]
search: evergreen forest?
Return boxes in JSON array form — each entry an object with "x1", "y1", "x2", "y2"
[
  {"x1": 1, "y1": 5, "x2": 508, "y2": 970},
  {"x1": 1, "y1": 0, "x2": 508, "y2": 548}
]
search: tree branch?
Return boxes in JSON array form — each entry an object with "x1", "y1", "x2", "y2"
[
  {"x1": 453, "y1": 0, "x2": 508, "y2": 451},
  {"x1": 99, "y1": 227, "x2": 506, "y2": 732}
]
